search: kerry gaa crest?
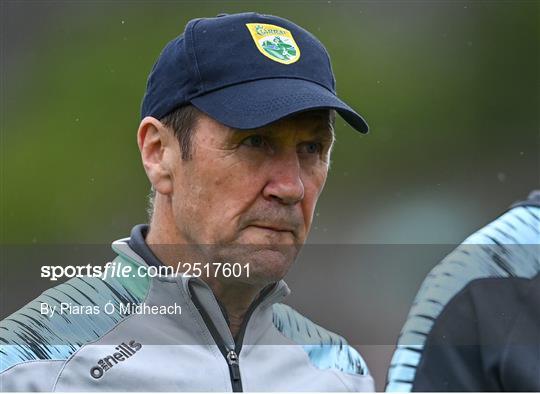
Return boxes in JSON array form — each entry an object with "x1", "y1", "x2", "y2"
[{"x1": 246, "y1": 23, "x2": 300, "y2": 65}]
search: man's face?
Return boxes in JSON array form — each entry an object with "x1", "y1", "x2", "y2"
[{"x1": 169, "y1": 110, "x2": 334, "y2": 285}]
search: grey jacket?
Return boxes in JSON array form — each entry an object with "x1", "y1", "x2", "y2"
[{"x1": 1, "y1": 230, "x2": 374, "y2": 391}]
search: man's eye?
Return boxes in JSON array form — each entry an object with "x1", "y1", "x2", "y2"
[
  {"x1": 298, "y1": 142, "x2": 323, "y2": 154},
  {"x1": 241, "y1": 135, "x2": 266, "y2": 148}
]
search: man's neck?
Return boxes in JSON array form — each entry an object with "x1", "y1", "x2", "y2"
[
  {"x1": 202, "y1": 277, "x2": 261, "y2": 338},
  {"x1": 145, "y1": 215, "x2": 263, "y2": 338}
]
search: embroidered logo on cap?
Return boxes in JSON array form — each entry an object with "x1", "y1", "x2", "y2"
[{"x1": 246, "y1": 23, "x2": 300, "y2": 65}]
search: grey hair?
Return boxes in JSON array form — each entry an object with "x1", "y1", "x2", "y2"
[{"x1": 146, "y1": 185, "x2": 156, "y2": 221}]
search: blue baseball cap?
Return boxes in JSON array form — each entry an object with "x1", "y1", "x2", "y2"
[{"x1": 141, "y1": 12, "x2": 369, "y2": 133}]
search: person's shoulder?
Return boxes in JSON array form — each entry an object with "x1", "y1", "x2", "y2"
[
  {"x1": 462, "y1": 202, "x2": 539, "y2": 247},
  {"x1": 0, "y1": 257, "x2": 151, "y2": 383},
  {"x1": 386, "y1": 198, "x2": 540, "y2": 392},
  {"x1": 271, "y1": 303, "x2": 370, "y2": 377},
  {"x1": 415, "y1": 203, "x2": 540, "y2": 309}
]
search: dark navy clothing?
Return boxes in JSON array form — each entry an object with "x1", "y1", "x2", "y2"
[{"x1": 413, "y1": 273, "x2": 540, "y2": 391}]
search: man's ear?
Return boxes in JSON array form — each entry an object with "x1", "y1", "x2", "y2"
[{"x1": 137, "y1": 116, "x2": 176, "y2": 196}]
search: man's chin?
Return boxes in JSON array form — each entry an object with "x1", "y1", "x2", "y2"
[{"x1": 215, "y1": 245, "x2": 299, "y2": 286}]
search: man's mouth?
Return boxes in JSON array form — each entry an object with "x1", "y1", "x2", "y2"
[{"x1": 246, "y1": 223, "x2": 297, "y2": 237}]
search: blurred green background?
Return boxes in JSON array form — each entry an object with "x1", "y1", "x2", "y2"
[
  {"x1": 2, "y1": 0, "x2": 538, "y2": 244},
  {"x1": 1, "y1": 0, "x2": 539, "y2": 390}
]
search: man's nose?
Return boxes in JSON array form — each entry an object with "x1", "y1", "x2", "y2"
[{"x1": 262, "y1": 150, "x2": 305, "y2": 205}]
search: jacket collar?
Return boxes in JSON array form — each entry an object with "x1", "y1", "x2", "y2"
[{"x1": 127, "y1": 224, "x2": 163, "y2": 268}]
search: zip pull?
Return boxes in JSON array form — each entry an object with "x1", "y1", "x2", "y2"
[{"x1": 226, "y1": 350, "x2": 241, "y2": 382}]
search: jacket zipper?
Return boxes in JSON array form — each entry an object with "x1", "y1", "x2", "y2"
[
  {"x1": 189, "y1": 282, "x2": 275, "y2": 392},
  {"x1": 226, "y1": 349, "x2": 242, "y2": 392}
]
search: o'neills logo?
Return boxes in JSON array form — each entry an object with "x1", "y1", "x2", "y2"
[{"x1": 90, "y1": 340, "x2": 142, "y2": 379}]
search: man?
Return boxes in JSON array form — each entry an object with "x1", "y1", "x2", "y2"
[
  {"x1": 0, "y1": 12, "x2": 374, "y2": 391},
  {"x1": 386, "y1": 190, "x2": 540, "y2": 391}
]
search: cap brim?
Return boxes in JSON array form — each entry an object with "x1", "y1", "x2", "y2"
[{"x1": 190, "y1": 78, "x2": 369, "y2": 133}]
